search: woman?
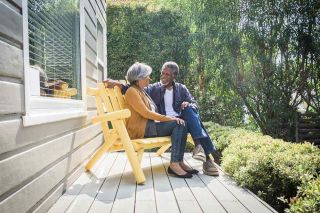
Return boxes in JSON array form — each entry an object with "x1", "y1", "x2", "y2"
[{"x1": 125, "y1": 62, "x2": 198, "y2": 178}]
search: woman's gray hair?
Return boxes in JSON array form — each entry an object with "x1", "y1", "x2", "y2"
[
  {"x1": 126, "y1": 62, "x2": 152, "y2": 84},
  {"x1": 161, "y1": 61, "x2": 179, "y2": 76}
]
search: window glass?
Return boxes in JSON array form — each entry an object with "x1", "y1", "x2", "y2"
[{"x1": 28, "y1": 0, "x2": 81, "y2": 99}]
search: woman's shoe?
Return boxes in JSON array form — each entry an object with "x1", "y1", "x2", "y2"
[
  {"x1": 184, "y1": 169, "x2": 199, "y2": 174},
  {"x1": 168, "y1": 167, "x2": 193, "y2": 178},
  {"x1": 179, "y1": 162, "x2": 199, "y2": 174}
]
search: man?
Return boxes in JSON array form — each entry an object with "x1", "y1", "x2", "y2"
[{"x1": 105, "y1": 61, "x2": 219, "y2": 176}]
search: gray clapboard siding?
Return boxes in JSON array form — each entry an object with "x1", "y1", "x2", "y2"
[
  {"x1": 87, "y1": 96, "x2": 97, "y2": 109},
  {"x1": 2, "y1": 0, "x2": 23, "y2": 10},
  {"x1": 0, "y1": 81, "x2": 24, "y2": 115},
  {"x1": 0, "y1": 110, "x2": 98, "y2": 156},
  {"x1": 0, "y1": 134, "x2": 103, "y2": 213},
  {"x1": 0, "y1": 124, "x2": 102, "y2": 196},
  {"x1": 0, "y1": 1, "x2": 22, "y2": 44},
  {"x1": 85, "y1": 0, "x2": 96, "y2": 25},
  {"x1": 0, "y1": 0, "x2": 106, "y2": 212},
  {"x1": 87, "y1": 76, "x2": 98, "y2": 89},
  {"x1": 0, "y1": 40, "x2": 23, "y2": 79},
  {"x1": 68, "y1": 134, "x2": 103, "y2": 174},
  {"x1": 98, "y1": 69, "x2": 103, "y2": 82},
  {"x1": 86, "y1": 43, "x2": 97, "y2": 66},
  {"x1": 85, "y1": 10, "x2": 97, "y2": 38},
  {"x1": 10, "y1": 0, "x2": 22, "y2": 9},
  {"x1": 85, "y1": 28, "x2": 97, "y2": 54},
  {"x1": 95, "y1": 0, "x2": 106, "y2": 20},
  {"x1": 86, "y1": 60, "x2": 98, "y2": 81}
]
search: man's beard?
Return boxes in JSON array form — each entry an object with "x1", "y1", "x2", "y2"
[{"x1": 160, "y1": 78, "x2": 169, "y2": 86}]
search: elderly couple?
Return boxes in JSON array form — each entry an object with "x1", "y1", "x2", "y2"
[{"x1": 105, "y1": 61, "x2": 219, "y2": 178}]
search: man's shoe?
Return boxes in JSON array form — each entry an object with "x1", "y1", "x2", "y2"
[
  {"x1": 168, "y1": 167, "x2": 193, "y2": 178},
  {"x1": 192, "y1": 145, "x2": 206, "y2": 162},
  {"x1": 203, "y1": 159, "x2": 219, "y2": 176}
]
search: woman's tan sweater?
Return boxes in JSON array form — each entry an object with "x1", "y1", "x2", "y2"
[{"x1": 125, "y1": 85, "x2": 172, "y2": 139}]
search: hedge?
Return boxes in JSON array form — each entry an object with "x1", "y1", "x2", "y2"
[
  {"x1": 287, "y1": 176, "x2": 320, "y2": 213},
  {"x1": 204, "y1": 122, "x2": 320, "y2": 212}
]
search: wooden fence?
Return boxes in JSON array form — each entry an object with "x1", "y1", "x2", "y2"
[{"x1": 295, "y1": 112, "x2": 320, "y2": 145}]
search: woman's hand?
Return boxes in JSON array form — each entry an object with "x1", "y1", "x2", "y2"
[{"x1": 172, "y1": 117, "x2": 185, "y2": 126}]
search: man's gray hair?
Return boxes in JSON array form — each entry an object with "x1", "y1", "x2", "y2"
[
  {"x1": 161, "y1": 61, "x2": 179, "y2": 76},
  {"x1": 126, "y1": 62, "x2": 152, "y2": 84}
]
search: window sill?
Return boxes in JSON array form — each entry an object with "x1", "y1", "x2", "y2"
[
  {"x1": 22, "y1": 96, "x2": 87, "y2": 126},
  {"x1": 23, "y1": 110, "x2": 88, "y2": 126}
]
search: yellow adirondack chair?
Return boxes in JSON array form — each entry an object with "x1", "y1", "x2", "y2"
[{"x1": 86, "y1": 83, "x2": 193, "y2": 184}]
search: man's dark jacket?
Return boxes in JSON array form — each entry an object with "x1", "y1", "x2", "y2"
[{"x1": 123, "y1": 82, "x2": 197, "y2": 115}]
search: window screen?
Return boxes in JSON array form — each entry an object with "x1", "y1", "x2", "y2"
[{"x1": 28, "y1": 0, "x2": 81, "y2": 99}]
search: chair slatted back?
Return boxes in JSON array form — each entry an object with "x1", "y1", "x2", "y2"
[
  {"x1": 93, "y1": 83, "x2": 128, "y2": 136},
  {"x1": 114, "y1": 86, "x2": 127, "y2": 110},
  {"x1": 87, "y1": 83, "x2": 124, "y2": 148}
]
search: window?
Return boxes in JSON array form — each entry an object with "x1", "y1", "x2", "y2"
[
  {"x1": 28, "y1": 0, "x2": 81, "y2": 99},
  {"x1": 23, "y1": 0, "x2": 87, "y2": 126}
]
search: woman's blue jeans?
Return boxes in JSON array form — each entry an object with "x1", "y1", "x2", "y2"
[
  {"x1": 154, "y1": 121, "x2": 188, "y2": 162},
  {"x1": 180, "y1": 106, "x2": 216, "y2": 155}
]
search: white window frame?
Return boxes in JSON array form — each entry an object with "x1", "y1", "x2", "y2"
[
  {"x1": 96, "y1": 9, "x2": 107, "y2": 81},
  {"x1": 22, "y1": 0, "x2": 87, "y2": 126}
]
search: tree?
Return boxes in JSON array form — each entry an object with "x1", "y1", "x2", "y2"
[
  {"x1": 107, "y1": 5, "x2": 191, "y2": 81},
  {"x1": 107, "y1": 0, "x2": 320, "y2": 140}
]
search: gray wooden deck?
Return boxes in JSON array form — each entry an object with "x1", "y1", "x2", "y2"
[{"x1": 48, "y1": 153, "x2": 277, "y2": 213}]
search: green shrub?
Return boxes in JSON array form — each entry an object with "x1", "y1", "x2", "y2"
[
  {"x1": 287, "y1": 176, "x2": 320, "y2": 213},
  {"x1": 204, "y1": 122, "x2": 262, "y2": 152},
  {"x1": 204, "y1": 122, "x2": 320, "y2": 212}
]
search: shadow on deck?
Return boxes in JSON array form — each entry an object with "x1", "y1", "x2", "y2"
[{"x1": 48, "y1": 153, "x2": 277, "y2": 213}]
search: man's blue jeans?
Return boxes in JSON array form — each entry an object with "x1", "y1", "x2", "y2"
[
  {"x1": 150, "y1": 121, "x2": 188, "y2": 162},
  {"x1": 180, "y1": 106, "x2": 216, "y2": 155}
]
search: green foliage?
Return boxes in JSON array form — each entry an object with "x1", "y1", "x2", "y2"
[
  {"x1": 107, "y1": 5, "x2": 191, "y2": 82},
  {"x1": 107, "y1": 0, "x2": 320, "y2": 139},
  {"x1": 107, "y1": 2, "x2": 248, "y2": 126},
  {"x1": 287, "y1": 177, "x2": 320, "y2": 213},
  {"x1": 205, "y1": 122, "x2": 320, "y2": 212},
  {"x1": 204, "y1": 122, "x2": 260, "y2": 152},
  {"x1": 156, "y1": 0, "x2": 320, "y2": 139}
]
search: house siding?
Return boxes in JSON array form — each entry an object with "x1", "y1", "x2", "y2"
[{"x1": 0, "y1": 0, "x2": 106, "y2": 212}]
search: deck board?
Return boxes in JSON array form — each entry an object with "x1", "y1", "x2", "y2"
[
  {"x1": 184, "y1": 154, "x2": 250, "y2": 213},
  {"x1": 49, "y1": 152, "x2": 277, "y2": 213},
  {"x1": 48, "y1": 173, "x2": 92, "y2": 213},
  {"x1": 89, "y1": 153, "x2": 125, "y2": 213},
  {"x1": 216, "y1": 169, "x2": 275, "y2": 213},
  {"x1": 110, "y1": 159, "x2": 136, "y2": 213},
  {"x1": 150, "y1": 153, "x2": 181, "y2": 213},
  {"x1": 65, "y1": 154, "x2": 116, "y2": 213},
  {"x1": 135, "y1": 153, "x2": 157, "y2": 213},
  {"x1": 160, "y1": 156, "x2": 202, "y2": 213},
  {"x1": 162, "y1": 155, "x2": 227, "y2": 213}
]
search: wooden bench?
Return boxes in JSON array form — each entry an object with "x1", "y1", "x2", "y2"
[{"x1": 86, "y1": 83, "x2": 193, "y2": 184}]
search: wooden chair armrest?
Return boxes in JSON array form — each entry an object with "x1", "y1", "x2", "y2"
[{"x1": 92, "y1": 109, "x2": 131, "y2": 123}]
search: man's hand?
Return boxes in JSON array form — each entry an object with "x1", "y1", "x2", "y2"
[
  {"x1": 103, "y1": 79, "x2": 123, "y2": 89},
  {"x1": 181, "y1": 101, "x2": 190, "y2": 110},
  {"x1": 172, "y1": 117, "x2": 185, "y2": 126}
]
